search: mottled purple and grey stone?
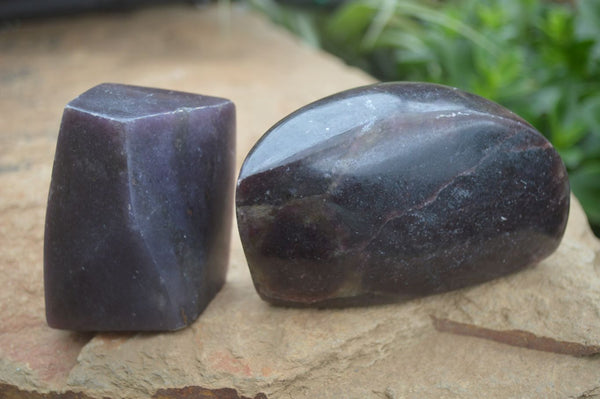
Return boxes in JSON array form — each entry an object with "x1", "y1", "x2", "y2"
[
  {"x1": 236, "y1": 82, "x2": 569, "y2": 307},
  {"x1": 44, "y1": 83, "x2": 235, "y2": 330}
]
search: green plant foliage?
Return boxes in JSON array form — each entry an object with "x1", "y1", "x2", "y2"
[{"x1": 250, "y1": 0, "x2": 600, "y2": 233}]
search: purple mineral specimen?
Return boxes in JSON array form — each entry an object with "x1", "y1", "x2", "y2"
[
  {"x1": 45, "y1": 83, "x2": 235, "y2": 330},
  {"x1": 236, "y1": 82, "x2": 569, "y2": 306}
]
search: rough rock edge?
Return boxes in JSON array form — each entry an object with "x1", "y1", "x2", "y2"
[{"x1": 0, "y1": 383, "x2": 268, "y2": 399}]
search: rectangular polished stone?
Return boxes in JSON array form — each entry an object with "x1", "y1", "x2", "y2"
[{"x1": 44, "y1": 83, "x2": 236, "y2": 331}]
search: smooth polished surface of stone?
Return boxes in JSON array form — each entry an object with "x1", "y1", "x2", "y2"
[
  {"x1": 44, "y1": 83, "x2": 236, "y2": 330},
  {"x1": 237, "y1": 82, "x2": 570, "y2": 306}
]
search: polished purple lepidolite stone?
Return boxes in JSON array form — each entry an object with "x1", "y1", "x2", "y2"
[
  {"x1": 236, "y1": 82, "x2": 569, "y2": 307},
  {"x1": 45, "y1": 83, "x2": 235, "y2": 330}
]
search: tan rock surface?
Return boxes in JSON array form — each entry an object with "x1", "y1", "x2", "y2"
[{"x1": 1, "y1": 4, "x2": 599, "y2": 399}]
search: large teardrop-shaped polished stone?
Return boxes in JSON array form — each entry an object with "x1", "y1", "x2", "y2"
[
  {"x1": 45, "y1": 83, "x2": 236, "y2": 330},
  {"x1": 236, "y1": 82, "x2": 570, "y2": 306}
]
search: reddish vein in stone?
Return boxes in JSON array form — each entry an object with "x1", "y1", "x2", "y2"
[{"x1": 431, "y1": 315, "x2": 600, "y2": 357}]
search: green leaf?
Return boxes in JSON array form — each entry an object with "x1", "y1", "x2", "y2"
[
  {"x1": 581, "y1": 135, "x2": 600, "y2": 160},
  {"x1": 529, "y1": 86, "x2": 561, "y2": 116},
  {"x1": 579, "y1": 94, "x2": 600, "y2": 138},
  {"x1": 569, "y1": 161, "x2": 600, "y2": 225},
  {"x1": 542, "y1": 5, "x2": 573, "y2": 43},
  {"x1": 326, "y1": 2, "x2": 375, "y2": 42},
  {"x1": 390, "y1": 1, "x2": 501, "y2": 56},
  {"x1": 362, "y1": 0, "x2": 396, "y2": 48},
  {"x1": 293, "y1": 13, "x2": 321, "y2": 47},
  {"x1": 557, "y1": 146, "x2": 585, "y2": 170},
  {"x1": 575, "y1": 0, "x2": 600, "y2": 41}
]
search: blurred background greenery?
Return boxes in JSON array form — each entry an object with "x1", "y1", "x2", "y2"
[{"x1": 250, "y1": 0, "x2": 600, "y2": 235}]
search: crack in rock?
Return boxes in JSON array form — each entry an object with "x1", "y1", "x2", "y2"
[{"x1": 431, "y1": 315, "x2": 600, "y2": 357}]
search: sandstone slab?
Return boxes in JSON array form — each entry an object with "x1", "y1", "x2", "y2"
[{"x1": 1, "y1": 4, "x2": 599, "y2": 399}]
